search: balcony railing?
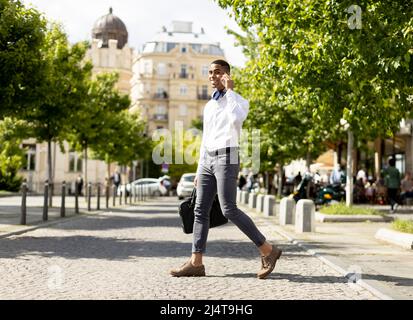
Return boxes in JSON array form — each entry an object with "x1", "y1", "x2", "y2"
[
  {"x1": 153, "y1": 114, "x2": 168, "y2": 122},
  {"x1": 179, "y1": 72, "x2": 188, "y2": 79},
  {"x1": 198, "y1": 93, "x2": 210, "y2": 100},
  {"x1": 153, "y1": 92, "x2": 169, "y2": 100}
]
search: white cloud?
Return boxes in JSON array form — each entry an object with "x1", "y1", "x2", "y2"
[{"x1": 22, "y1": 0, "x2": 247, "y2": 67}]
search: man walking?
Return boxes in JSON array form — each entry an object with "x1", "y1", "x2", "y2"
[{"x1": 170, "y1": 60, "x2": 282, "y2": 279}]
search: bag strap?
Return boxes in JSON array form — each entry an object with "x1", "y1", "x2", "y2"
[{"x1": 190, "y1": 188, "x2": 197, "y2": 207}]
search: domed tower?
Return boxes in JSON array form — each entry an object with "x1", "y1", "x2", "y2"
[
  {"x1": 92, "y1": 7, "x2": 128, "y2": 49},
  {"x1": 86, "y1": 7, "x2": 133, "y2": 96}
]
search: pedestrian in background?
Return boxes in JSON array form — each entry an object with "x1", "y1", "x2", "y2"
[
  {"x1": 76, "y1": 175, "x2": 84, "y2": 196},
  {"x1": 238, "y1": 173, "x2": 247, "y2": 190},
  {"x1": 112, "y1": 170, "x2": 121, "y2": 192},
  {"x1": 384, "y1": 158, "x2": 401, "y2": 213},
  {"x1": 400, "y1": 171, "x2": 413, "y2": 204}
]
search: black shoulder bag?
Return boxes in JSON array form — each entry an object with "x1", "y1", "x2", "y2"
[{"x1": 178, "y1": 188, "x2": 228, "y2": 234}]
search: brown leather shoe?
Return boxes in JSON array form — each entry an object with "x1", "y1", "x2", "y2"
[
  {"x1": 257, "y1": 246, "x2": 282, "y2": 279},
  {"x1": 170, "y1": 260, "x2": 206, "y2": 277}
]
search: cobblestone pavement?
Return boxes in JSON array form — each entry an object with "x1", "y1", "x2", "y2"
[{"x1": 0, "y1": 198, "x2": 378, "y2": 300}]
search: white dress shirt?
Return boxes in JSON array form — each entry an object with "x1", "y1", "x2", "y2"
[{"x1": 197, "y1": 89, "x2": 249, "y2": 174}]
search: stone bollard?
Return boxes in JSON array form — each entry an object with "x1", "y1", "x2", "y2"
[
  {"x1": 295, "y1": 199, "x2": 315, "y2": 233},
  {"x1": 279, "y1": 197, "x2": 295, "y2": 225},
  {"x1": 241, "y1": 191, "x2": 249, "y2": 205},
  {"x1": 256, "y1": 194, "x2": 265, "y2": 212},
  {"x1": 43, "y1": 180, "x2": 49, "y2": 221},
  {"x1": 248, "y1": 193, "x2": 257, "y2": 209},
  {"x1": 263, "y1": 195, "x2": 276, "y2": 217},
  {"x1": 60, "y1": 181, "x2": 66, "y2": 218},
  {"x1": 20, "y1": 181, "x2": 28, "y2": 225},
  {"x1": 237, "y1": 189, "x2": 242, "y2": 203}
]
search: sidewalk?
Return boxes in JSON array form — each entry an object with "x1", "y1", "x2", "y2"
[{"x1": 240, "y1": 202, "x2": 413, "y2": 300}]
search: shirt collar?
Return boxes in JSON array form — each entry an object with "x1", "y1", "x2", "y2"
[{"x1": 212, "y1": 89, "x2": 227, "y2": 101}]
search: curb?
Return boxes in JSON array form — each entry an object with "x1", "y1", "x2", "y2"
[
  {"x1": 375, "y1": 228, "x2": 413, "y2": 250},
  {"x1": 240, "y1": 204, "x2": 398, "y2": 300},
  {"x1": 315, "y1": 212, "x2": 393, "y2": 223}
]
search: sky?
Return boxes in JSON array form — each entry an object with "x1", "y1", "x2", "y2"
[{"x1": 22, "y1": 0, "x2": 247, "y2": 67}]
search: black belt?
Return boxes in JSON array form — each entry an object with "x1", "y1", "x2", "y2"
[{"x1": 206, "y1": 147, "x2": 239, "y2": 157}]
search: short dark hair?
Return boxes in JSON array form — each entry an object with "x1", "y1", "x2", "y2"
[
  {"x1": 211, "y1": 59, "x2": 231, "y2": 74},
  {"x1": 389, "y1": 158, "x2": 396, "y2": 167}
]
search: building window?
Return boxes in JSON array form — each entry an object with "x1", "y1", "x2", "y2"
[
  {"x1": 144, "y1": 61, "x2": 151, "y2": 74},
  {"x1": 157, "y1": 63, "x2": 166, "y2": 75},
  {"x1": 180, "y1": 85, "x2": 188, "y2": 96},
  {"x1": 191, "y1": 44, "x2": 202, "y2": 53},
  {"x1": 179, "y1": 105, "x2": 188, "y2": 116},
  {"x1": 144, "y1": 83, "x2": 151, "y2": 94},
  {"x1": 180, "y1": 64, "x2": 188, "y2": 78},
  {"x1": 202, "y1": 65, "x2": 209, "y2": 77},
  {"x1": 69, "y1": 151, "x2": 82, "y2": 173},
  {"x1": 202, "y1": 85, "x2": 208, "y2": 96},
  {"x1": 155, "y1": 105, "x2": 167, "y2": 115},
  {"x1": 157, "y1": 86, "x2": 165, "y2": 95},
  {"x1": 23, "y1": 144, "x2": 36, "y2": 171},
  {"x1": 181, "y1": 46, "x2": 187, "y2": 53},
  {"x1": 167, "y1": 43, "x2": 176, "y2": 52}
]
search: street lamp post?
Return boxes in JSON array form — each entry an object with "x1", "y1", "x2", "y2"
[{"x1": 341, "y1": 119, "x2": 353, "y2": 206}]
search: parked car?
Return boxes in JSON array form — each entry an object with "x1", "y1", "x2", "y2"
[
  {"x1": 177, "y1": 173, "x2": 196, "y2": 200},
  {"x1": 117, "y1": 178, "x2": 167, "y2": 197}
]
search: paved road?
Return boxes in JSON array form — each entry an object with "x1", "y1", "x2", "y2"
[{"x1": 0, "y1": 197, "x2": 377, "y2": 300}]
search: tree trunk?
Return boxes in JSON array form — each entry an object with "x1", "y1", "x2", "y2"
[
  {"x1": 277, "y1": 164, "x2": 284, "y2": 198},
  {"x1": 47, "y1": 139, "x2": 53, "y2": 207},
  {"x1": 107, "y1": 161, "x2": 111, "y2": 182},
  {"x1": 306, "y1": 151, "x2": 312, "y2": 172},
  {"x1": 346, "y1": 130, "x2": 354, "y2": 206}
]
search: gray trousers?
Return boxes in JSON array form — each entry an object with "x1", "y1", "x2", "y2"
[{"x1": 192, "y1": 148, "x2": 266, "y2": 253}]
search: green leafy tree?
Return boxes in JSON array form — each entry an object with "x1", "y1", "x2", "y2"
[
  {"x1": 68, "y1": 72, "x2": 131, "y2": 191},
  {"x1": 24, "y1": 24, "x2": 92, "y2": 205},
  {"x1": 0, "y1": 118, "x2": 28, "y2": 191},
  {"x1": 217, "y1": 0, "x2": 413, "y2": 204},
  {"x1": 0, "y1": 0, "x2": 47, "y2": 119},
  {"x1": 229, "y1": 31, "x2": 328, "y2": 195},
  {"x1": 90, "y1": 110, "x2": 151, "y2": 181}
]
